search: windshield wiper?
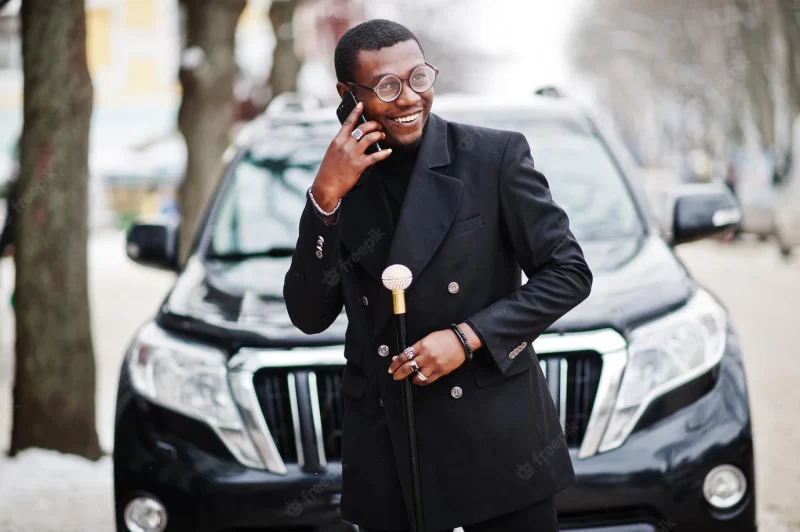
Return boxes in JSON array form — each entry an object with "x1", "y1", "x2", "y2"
[{"x1": 206, "y1": 246, "x2": 295, "y2": 260}]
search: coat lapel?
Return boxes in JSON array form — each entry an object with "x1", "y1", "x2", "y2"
[
  {"x1": 374, "y1": 114, "x2": 462, "y2": 339},
  {"x1": 386, "y1": 113, "x2": 462, "y2": 287},
  {"x1": 340, "y1": 113, "x2": 462, "y2": 341},
  {"x1": 340, "y1": 166, "x2": 394, "y2": 285}
]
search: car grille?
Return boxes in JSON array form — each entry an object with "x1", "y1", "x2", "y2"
[
  {"x1": 539, "y1": 352, "x2": 603, "y2": 446},
  {"x1": 253, "y1": 366, "x2": 344, "y2": 468},
  {"x1": 251, "y1": 352, "x2": 601, "y2": 466}
]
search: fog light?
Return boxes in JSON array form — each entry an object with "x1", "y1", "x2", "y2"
[
  {"x1": 123, "y1": 496, "x2": 168, "y2": 532},
  {"x1": 703, "y1": 465, "x2": 747, "y2": 509}
]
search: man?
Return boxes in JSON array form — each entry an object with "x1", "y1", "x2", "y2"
[{"x1": 283, "y1": 19, "x2": 592, "y2": 532}]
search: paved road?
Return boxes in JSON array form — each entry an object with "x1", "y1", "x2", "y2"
[
  {"x1": 0, "y1": 231, "x2": 798, "y2": 530},
  {"x1": 675, "y1": 237, "x2": 800, "y2": 531}
]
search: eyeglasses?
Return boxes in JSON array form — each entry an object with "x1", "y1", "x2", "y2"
[{"x1": 344, "y1": 63, "x2": 439, "y2": 103}]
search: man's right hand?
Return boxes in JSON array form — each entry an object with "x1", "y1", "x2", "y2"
[{"x1": 310, "y1": 102, "x2": 392, "y2": 214}]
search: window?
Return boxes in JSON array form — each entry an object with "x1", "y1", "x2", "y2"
[
  {"x1": 210, "y1": 141, "x2": 328, "y2": 257},
  {"x1": 444, "y1": 112, "x2": 644, "y2": 242},
  {"x1": 86, "y1": 9, "x2": 112, "y2": 73},
  {"x1": 126, "y1": 0, "x2": 157, "y2": 29}
]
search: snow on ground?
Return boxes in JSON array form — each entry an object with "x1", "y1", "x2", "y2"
[
  {"x1": 0, "y1": 229, "x2": 174, "y2": 532},
  {"x1": 0, "y1": 449, "x2": 113, "y2": 532}
]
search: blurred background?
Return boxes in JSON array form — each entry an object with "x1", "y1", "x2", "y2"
[{"x1": 0, "y1": 0, "x2": 798, "y2": 530}]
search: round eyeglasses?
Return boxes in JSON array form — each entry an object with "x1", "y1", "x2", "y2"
[{"x1": 345, "y1": 63, "x2": 439, "y2": 103}]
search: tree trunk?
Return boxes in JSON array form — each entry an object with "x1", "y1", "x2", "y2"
[
  {"x1": 736, "y1": 0, "x2": 777, "y2": 150},
  {"x1": 778, "y1": 0, "x2": 800, "y2": 156},
  {"x1": 177, "y1": 0, "x2": 247, "y2": 264},
  {"x1": 10, "y1": 0, "x2": 101, "y2": 459},
  {"x1": 268, "y1": 0, "x2": 301, "y2": 99}
]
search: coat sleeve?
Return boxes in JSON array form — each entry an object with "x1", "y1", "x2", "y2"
[
  {"x1": 464, "y1": 131, "x2": 593, "y2": 374},
  {"x1": 283, "y1": 194, "x2": 344, "y2": 334}
]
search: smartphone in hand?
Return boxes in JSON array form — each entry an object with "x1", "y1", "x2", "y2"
[{"x1": 336, "y1": 91, "x2": 382, "y2": 154}]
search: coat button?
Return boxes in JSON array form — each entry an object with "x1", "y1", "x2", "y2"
[
  {"x1": 451, "y1": 386, "x2": 463, "y2": 399},
  {"x1": 315, "y1": 249, "x2": 323, "y2": 259},
  {"x1": 379, "y1": 397, "x2": 384, "y2": 407},
  {"x1": 378, "y1": 345, "x2": 390, "y2": 357},
  {"x1": 448, "y1": 281, "x2": 459, "y2": 294},
  {"x1": 508, "y1": 342, "x2": 527, "y2": 359},
  {"x1": 360, "y1": 295, "x2": 369, "y2": 306}
]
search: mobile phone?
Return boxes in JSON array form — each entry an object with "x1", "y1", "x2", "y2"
[{"x1": 336, "y1": 91, "x2": 381, "y2": 154}]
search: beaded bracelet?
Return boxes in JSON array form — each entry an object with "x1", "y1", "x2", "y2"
[
  {"x1": 308, "y1": 187, "x2": 341, "y2": 217},
  {"x1": 450, "y1": 323, "x2": 473, "y2": 360}
]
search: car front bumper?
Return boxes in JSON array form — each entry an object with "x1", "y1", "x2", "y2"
[
  {"x1": 557, "y1": 335, "x2": 755, "y2": 531},
  {"x1": 113, "y1": 356, "x2": 351, "y2": 532},
  {"x1": 113, "y1": 334, "x2": 755, "y2": 532}
]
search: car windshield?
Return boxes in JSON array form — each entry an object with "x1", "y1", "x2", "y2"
[{"x1": 207, "y1": 115, "x2": 643, "y2": 258}]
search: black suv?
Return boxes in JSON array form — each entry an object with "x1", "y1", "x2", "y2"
[{"x1": 114, "y1": 93, "x2": 755, "y2": 532}]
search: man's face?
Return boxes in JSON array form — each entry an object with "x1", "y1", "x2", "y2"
[{"x1": 337, "y1": 40, "x2": 433, "y2": 148}]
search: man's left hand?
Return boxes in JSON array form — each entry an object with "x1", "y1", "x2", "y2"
[{"x1": 388, "y1": 323, "x2": 479, "y2": 385}]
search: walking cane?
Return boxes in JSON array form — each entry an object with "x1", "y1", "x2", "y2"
[{"x1": 382, "y1": 264, "x2": 425, "y2": 532}]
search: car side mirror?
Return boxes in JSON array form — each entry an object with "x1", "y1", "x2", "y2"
[
  {"x1": 671, "y1": 183, "x2": 741, "y2": 246},
  {"x1": 126, "y1": 219, "x2": 179, "y2": 271}
]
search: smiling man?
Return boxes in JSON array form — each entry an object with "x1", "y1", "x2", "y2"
[{"x1": 284, "y1": 19, "x2": 592, "y2": 532}]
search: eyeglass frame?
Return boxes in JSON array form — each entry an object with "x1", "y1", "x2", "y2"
[{"x1": 343, "y1": 62, "x2": 439, "y2": 103}]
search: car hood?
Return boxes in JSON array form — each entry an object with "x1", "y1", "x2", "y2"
[
  {"x1": 158, "y1": 234, "x2": 694, "y2": 350},
  {"x1": 548, "y1": 234, "x2": 694, "y2": 333}
]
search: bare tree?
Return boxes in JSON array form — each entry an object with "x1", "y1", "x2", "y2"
[
  {"x1": 268, "y1": 0, "x2": 302, "y2": 99},
  {"x1": 570, "y1": 0, "x2": 789, "y2": 168},
  {"x1": 371, "y1": 0, "x2": 496, "y2": 94},
  {"x1": 774, "y1": 0, "x2": 800, "y2": 176},
  {"x1": 10, "y1": 0, "x2": 101, "y2": 459},
  {"x1": 735, "y1": 0, "x2": 777, "y2": 151},
  {"x1": 177, "y1": 0, "x2": 247, "y2": 264}
]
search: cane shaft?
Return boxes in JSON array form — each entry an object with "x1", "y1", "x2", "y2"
[{"x1": 395, "y1": 312, "x2": 425, "y2": 531}]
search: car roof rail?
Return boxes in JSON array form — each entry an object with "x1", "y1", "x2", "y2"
[{"x1": 265, "y1": 92, "x2": 323, "y2": 118}]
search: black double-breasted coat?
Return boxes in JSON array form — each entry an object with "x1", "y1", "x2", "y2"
[{"x1": 284, "y1": 113, "x2": 593, "y2": 531}]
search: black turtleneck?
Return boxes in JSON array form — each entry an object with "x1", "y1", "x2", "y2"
[{"x1": 375, "y1": 143, "x2": 420, "y2": 226}]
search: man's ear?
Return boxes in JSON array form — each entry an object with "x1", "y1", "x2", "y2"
[{"x1": 336, "y1": 82, "x2": 350, "y2": 100}]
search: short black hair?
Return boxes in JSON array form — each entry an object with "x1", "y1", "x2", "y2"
[{"x1": 334, "y1": 19, "x2": 423, "y2": 83}]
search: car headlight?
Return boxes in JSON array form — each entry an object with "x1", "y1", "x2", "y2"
[
  {"x1": 127, "y1": 322, "x2": 263, "y2": 468},
  {"x1": 599, "y1": 288, "x2": 727, "y2": 452}
]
